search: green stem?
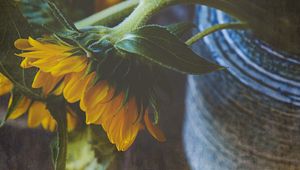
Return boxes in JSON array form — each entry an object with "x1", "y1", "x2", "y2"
[
  {"x1": 56, "y1": 113, "x2": 67, "y2": 170},
  {"x1": 186, "y1": 22, "x2": 248, "y2": 46},
  {"x1": 110, "y1": 0, "x2": 251, "y2": 38},
  {"x1": 74, "y1": 0, "x2": 260, "y2": 38},
  {"x1": 75, "y1": 0, "x2": 139, "y2": 28},
  {"x1": 112, "y1": 0, "x2": 166, "y2": 36},
  {"x1": 0, "y1": 63, "x2": 42, "y2": 100},
  {"x1": 48, "y1": 98, "x2": 68, "y2": 170}
]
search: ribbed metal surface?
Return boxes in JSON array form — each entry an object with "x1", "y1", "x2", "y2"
[{"x1": 183, "y1": 6, "x2": 300, "y2": 170}]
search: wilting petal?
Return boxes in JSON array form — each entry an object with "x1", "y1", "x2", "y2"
[
  {"x1": 28, "y1": 101, "x2": 50, "y2": 128},
  {"x1": 144, "y1": 112, "x2": 166, "y2": 142},
  {"x1": 8, "y1": 96, "x2": 31, "y2": 119}
]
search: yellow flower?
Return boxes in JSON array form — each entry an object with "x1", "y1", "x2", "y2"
[
  {"x1": 15, "y1": 37, "x2": 166, "y2": 151},
  {"x1": 0, "y1": 73, "x2": 77, "y2": 132}
]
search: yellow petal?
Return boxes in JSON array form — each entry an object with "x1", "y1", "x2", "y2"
[
  {"x1": 27, "y1": 37, "x2": 71, "y2": 52},
  {"x1": 82, "y1": 81, "x2": 109, "y2": 109},
  {"x1": 107, "y1": 108, "x2": 126, "y2": 144},
  {"x1": 41, "y1": 116, "x2": 57, "y2": 132},
  {"x1": 16, "y1": 51, "x2": 55, "y2": 59},
  {"x1": 32, "y1": 70, "x2": 43, "y2": 88},
  {"x1": 32, "y1": 71, "x2": 62, "y2": 95},
  {"x1": 101, "y1": 94, "x2": 124, "y2": 131},
  {"x1": 14, "y1": 39, "x2": 31, "y2": 50},
  {"x1": 8, "y1": 96, "x2": 31, "y2": 120},
  {"x1": 41, "y1": 117, "x2": 50, "y2": 130},
  {"x1": 114, "y1": 99, "x2": 141, "y2": 151},
  {"x1": 117, "y1": 124, "x2": 140, "y2": 151},
  {"x1": 50, "y1": 56, "x2": 87, "y2": 76},
  {"x1": 63, "y1": 71, "x2": 93, "y2": 103},
  {"x1": 28, "y1": 101, "x2": 50, "y2": 128},
  {"x1": 53, "y1": 79, "x2": 67, "y2": 96},
  {"x1": 48, "y1": 117, "x2": 57, "y2": 132},
  {"x1": 144, "y1": 112, "x2": 166, "y2": 142},
  {"x1": 86, "y1": 103, "x2": 107, "y2": 125},
  {"x1": 0, "y1": 73, "x2": 13, "y2": 96},
  {"x1": 30, "y1": 55, "x2": 67, "y2": 72},
  {"x1": 67, "y1": 113, "x2": 77, "y2": 132},
  {"x1": 86, "y1": 89, "x2": 117, "y2": 125},
  {"x1": 20, "y1": 57, "x2": 36, "y2": 68}
]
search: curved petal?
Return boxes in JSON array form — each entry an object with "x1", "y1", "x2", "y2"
[
  {"x1": 32, "y1": 71, "x2": 63, "y2": 95},
  {"x1": 28, "y1": 101, "x2": 50, "y2": 128},
  {"x1": 20, "y1": 57, "x2": 36, "y2": 68},
  {"x1": 14, "y1": 39, "x2": 31, "y2": 50},
  {"x1": 8, "y1": 96, "x2": 31, "y2": 119},
  {"x1": 41, "y1": 116, "x2": 57, "y2": 132},
  {"x1": 63, "y1": 71, "x2": 94, "y2": 103},
  {"x1": 144, "y1": 112, "x2": 166, "y2": 142},
  {"x1": 50, "y1": 57, "x2": 87, "y2": 76}
]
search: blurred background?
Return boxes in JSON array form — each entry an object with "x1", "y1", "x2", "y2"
[{"x1": 0, "y1": 1, "x2": 194, "y2": 169}]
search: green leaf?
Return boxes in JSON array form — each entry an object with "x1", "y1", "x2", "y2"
[
  {"x1": 0, "y1": 0, "x2": 41, "y2": 99},
  {"x1": 19, "y1": 0, "x2": 91, "y2": 34},
  {"x1": 46, "y1": 0, "x2": 79, "y2": 32},
  {"x1": 115, "y1": 25, "x2": 224, "y2": 75},
  {"x1": 19, "y1": 0, "x2": 55, "y2": 26},
  {"x1": 165, "y1": 22, "x2": 195, "y2": 37}
]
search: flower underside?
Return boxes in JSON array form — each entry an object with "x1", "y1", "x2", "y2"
[{"x1": 14, "y1": 36, "x2": 166, "y2": 151}]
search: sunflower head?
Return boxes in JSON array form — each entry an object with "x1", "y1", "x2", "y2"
[{"x1": 14, "y1": 29, "x2": 167, "y2": 151}]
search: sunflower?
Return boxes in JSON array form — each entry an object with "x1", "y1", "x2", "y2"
[
  {"x1": 15, "y1": 36, "x2": 166, "y2": 151},
  {"x1": 0, "y1": 73, "x2": 77, "y2": 132}
]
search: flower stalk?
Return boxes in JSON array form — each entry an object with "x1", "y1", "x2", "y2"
[
  {"x1": 185, "y1": 22, "x2": 248, "y2": 46},
  {"x1": 75, "y1": 0, "x2": 139, "y2": 28},
  {"x1": 76, "y1": 0, "x2": 255, "y2": 41},
  {"x1": 47, "y1": 98, "x2": 68, "y2": 170}
]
